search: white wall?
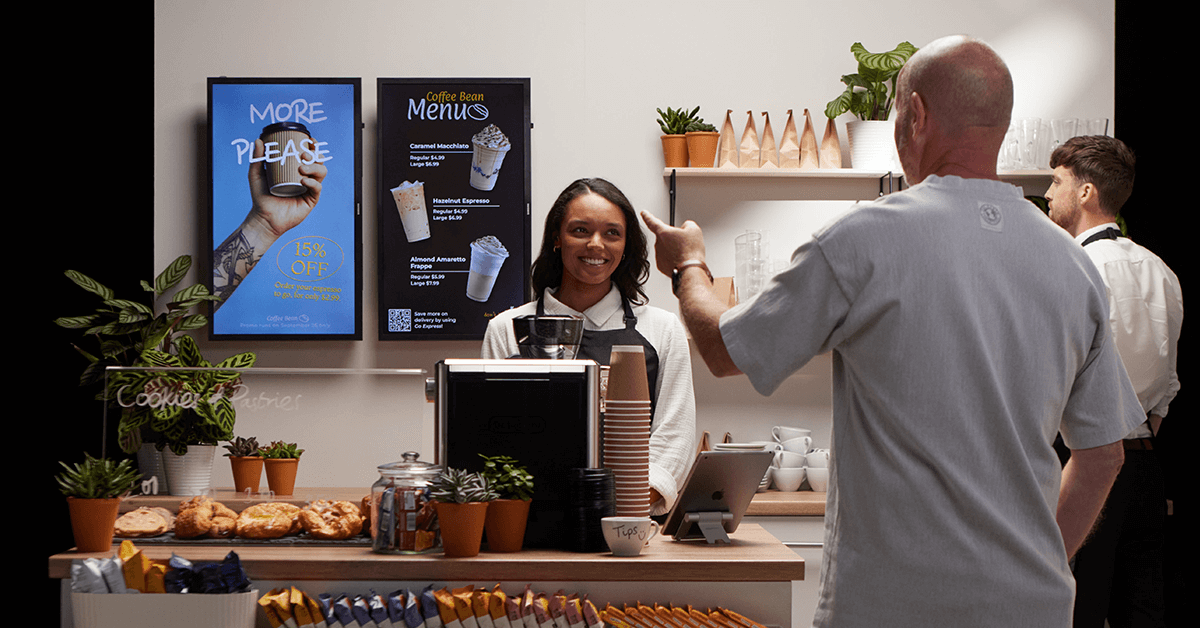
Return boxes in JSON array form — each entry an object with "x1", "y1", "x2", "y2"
[{"x1": 154, "y1": 0, "x2": 1114, "y2": 486}]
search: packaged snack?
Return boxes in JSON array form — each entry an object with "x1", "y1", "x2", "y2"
[
  {"x1": 433, "y1": 587, "x2": 464, "y2": 628},
  {"x1": 451, "y1": 585, "x2": 479, "y2": 628},
  {"x1": 472, "y1": 588, "x2": 495, "y2": 628}
]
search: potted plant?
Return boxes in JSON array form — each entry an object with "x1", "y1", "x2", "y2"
[
  {"x1": 430, "y1": 467, "x2": 497, "y2": 557},
  {"x1": 54, "y1": 254, "x2": 256, "y2": 495},
  {"x1": 223, "y1": 436, "x2": 263, "y2": 493},
  {"x1": 684, "y1": 119, "x2": 720, "y2": 168},
  {"x1": 55, "y1": 453, "x2": 142, "y2": 552},
  {"x1": 657, "y1": 106, "x2": 700, "y2": 168},
  {"x1": 823, "y1": 41, "x2": 919, "y2": 171},
  {"x1": 259, "y1": 441, "x2": 304, "y2": 496},
  {"x1": 479, "y1": 454, "x2": 535, "y2": 552}
]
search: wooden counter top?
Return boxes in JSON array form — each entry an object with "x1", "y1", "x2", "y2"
[
  {"x1": 49, "y1": 523, "x2": 802, "y2": 583},
  {"x1": 746, "y1": 490, "x2": 826, "y2": 516}
]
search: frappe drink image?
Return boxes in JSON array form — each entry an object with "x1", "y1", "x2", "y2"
[
  {"x1": 391, "y1": 181, "x2": 431, "y2": 242},
  {"x1": 466, "y1": 235, "x2": 509, "y2": 302},
  {"x1": 261, "y1": 122, "x2": 312, "y2": 197},
  {"x1": 469, "y1": 124, "x2": 511, "y2": 191}
]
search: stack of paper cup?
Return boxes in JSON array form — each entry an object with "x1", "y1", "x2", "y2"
[{"x1": 605, "y1": 345, "x2": 651, "y2": 516}]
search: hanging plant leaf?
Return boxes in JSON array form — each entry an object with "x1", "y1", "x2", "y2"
[
  {"x1": 64, "y1": 270, "x2": 114, "y2": 300},
  {"x1": 154, "y1": 254, "x2": 192, "y2": 295}
]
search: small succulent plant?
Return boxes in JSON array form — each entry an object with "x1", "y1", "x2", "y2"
[
  {"x1": 478, "y1": 454, "x2": 534, "y2": 501},
  {"x1": 258, "y1": 440, "x2": 304, "y2": 459},
  {"x1": 223, "y1": 436, "x2": 260, "y2": 457},
  {"x1": 656, "y1": 106, "x2": 701, "y2": 135},
  {"x1": 685, "y1": 120, "x2": 717, "y2": 133},
  {"x1": 430, "y1": 467, "x2": 498, "y2": 504},
  {"x1": 55, "y1": 453, "x2": 142, "y2": 499}
]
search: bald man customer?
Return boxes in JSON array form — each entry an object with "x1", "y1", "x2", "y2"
[{"x1": 642, "y1": 35, "x2": 1143, "y2": 627}]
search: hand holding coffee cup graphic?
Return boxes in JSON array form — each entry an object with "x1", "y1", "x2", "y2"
[
  {"x1": 247, "y1": 136, "x2": 328, "y2": 237},
  {"x1": 212, "y1": 137, "x2": 328, "y2": 309}
]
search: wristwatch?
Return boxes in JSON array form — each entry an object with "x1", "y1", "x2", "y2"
[{"x1": 671, "y1": 259, "x2": 713, "y2": 296}]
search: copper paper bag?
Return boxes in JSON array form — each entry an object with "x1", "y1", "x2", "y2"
[
  {"x1": 779, "y1": 109, "x2": 801, "y2": 168},
  {"x1": 718, "y1": 109, "x2": 739, "y2": 168},
  {"x1": 820, "y1": 117, "x2": 843, "y2": 168},
  {"x1": 759, "y1": 111, "x2": 779, "y2": 168},
  {"x1": 739, "y1": 110, "x2": 761, "y2": 168},
  {"x1": 799, "y1": 108, "x2": 820, "y2": 170}
]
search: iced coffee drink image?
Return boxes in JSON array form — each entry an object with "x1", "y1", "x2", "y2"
[
  {"x1": 466, "y1": 235, "x2": 509, "y2": 302},
  {"x1": 469, "y1": 124, "x2": 511, "y2": 191},
  {"x1": 391, "y1": 180, "x2": 431, "y2": 242}
]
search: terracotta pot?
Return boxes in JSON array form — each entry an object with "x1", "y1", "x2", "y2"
[
  {"x1": 66, "y1": 497, "x2": 121, "y2": 553},
  {"x1": 435, "y1": 501, "x2": 489, "y2": 557},
  {"x1": 685, "y1": 131, "x2": 720, "y2": 168},
  {"x1": 485, "y1": 498, "x2": 531, "y2": 552},
  {"x1": 264, "y1": 458, "x2": 299, "y2": 496},
  {"x1": 661, "y1": 134, "x2": 688, "y2": 168},
  {"x1": 229, "y1": 456, "x2": 264, "y2": 493}
]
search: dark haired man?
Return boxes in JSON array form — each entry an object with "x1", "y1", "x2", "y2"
[{"x1": 1046, "y1": 135, "x2": 1182, "y2": 628}]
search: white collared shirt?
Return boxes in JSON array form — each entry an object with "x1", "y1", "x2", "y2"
[{"x1": 1076, "y1": 223, "x2": 1183, "y2": 437}]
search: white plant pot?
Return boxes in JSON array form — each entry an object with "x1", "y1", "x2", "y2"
[
  {"x1": 135, "y1": 443, "x2": 169, "y2": 495},
  {"x1": 163, "y1": 445, "x2": 216, "y2": 496},
  {"x1": 846, "y1": 120, "x2": 899, "y2": 172}
]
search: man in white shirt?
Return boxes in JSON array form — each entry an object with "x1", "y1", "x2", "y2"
[{"x1": 1046, "y1": 135, "x2": 1182, "y2": 628}]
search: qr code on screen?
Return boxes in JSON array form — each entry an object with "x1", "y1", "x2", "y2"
[{"x1": 388, "y1": 308, "x2": 412, "y2": 332}]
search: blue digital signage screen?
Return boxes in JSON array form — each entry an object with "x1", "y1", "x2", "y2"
[{"x1": 207, "y1": 78, "x2": 362, "y2": 340}]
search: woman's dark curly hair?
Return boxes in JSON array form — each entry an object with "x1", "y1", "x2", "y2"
[{"x1": 530, "y1": 178, "x2": 649, "y2": 305}]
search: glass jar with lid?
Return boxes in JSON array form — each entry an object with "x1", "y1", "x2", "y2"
[{"x1": 370, "y1": 451, "x2": 441, "y2": 553}]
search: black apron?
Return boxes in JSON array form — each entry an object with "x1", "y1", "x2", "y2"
[{"x1": 537, "y1": 293, "x2": 661, "y2": 419}]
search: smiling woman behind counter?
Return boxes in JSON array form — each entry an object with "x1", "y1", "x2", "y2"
[{"x1": 482, "y1": 178, "x2": 696, "y2": 515}]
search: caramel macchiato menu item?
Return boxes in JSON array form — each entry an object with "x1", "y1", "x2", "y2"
[{"x1": 470, "y1": 124, "x2": 512, "y2": 191}]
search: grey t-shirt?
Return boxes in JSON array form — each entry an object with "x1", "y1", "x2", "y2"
[{"x1": 721, "y1": 175, "x2": 1144, "y2": 627}]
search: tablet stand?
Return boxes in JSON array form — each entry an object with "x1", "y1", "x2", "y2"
[{"x1": 675, "y1": 511, "x2": 734, "y2": 543}]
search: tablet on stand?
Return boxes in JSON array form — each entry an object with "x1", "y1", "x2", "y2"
[{"x1": 662, "y1": 450, "x2": 774, "y2": 544}]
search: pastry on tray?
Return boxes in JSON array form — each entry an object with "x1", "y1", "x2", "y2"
[
  {"x1": 114, "y1": 507, "x2": 170, "y2": 538},
  {"x1": 299, "y1": 500, "x2": 364, "y2": 540}
]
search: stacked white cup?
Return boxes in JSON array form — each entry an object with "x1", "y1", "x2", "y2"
[{"x1": 769, "y1": 426, "x2": 813, "y2": 492}]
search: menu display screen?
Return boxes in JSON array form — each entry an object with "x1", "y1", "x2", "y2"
[
  {"x1": 377, "y1": 78, "x2": 531, "y2": 340},
  {"x1": 207, "y1": 78, "x2": 362, "y2": 340}
]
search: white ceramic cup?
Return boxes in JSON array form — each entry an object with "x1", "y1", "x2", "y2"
[
  {"x1": 772, "y1": 426, "x2": 811, "y2": 442},
  {"x1": 807, "y1": 467, "x2": 829, "y2": 492},
  {"x1": 772, "y1": 450, "x2": 806, "y2": 469},
  {"x1": 806, "y1": 449, "x2": 830, "y2": 468},
  {"x1": 780, "y1": 436, "x2": 812, "y2": 454},
  {"x1": 772, "y1": 466, "x2": 806, "y2": 492},
  {"x1": 601, "y1": 516, "x2": 660, "y2": 556}
]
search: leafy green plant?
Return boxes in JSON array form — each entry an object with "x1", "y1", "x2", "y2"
[
  {"x1": 223, "y1": 436, "x2": 260, "y2": 457},
  {"x1": 259, "y1": 441, "x2": 305, "y2": 459},
  {"x1": 824, "y1": 41, "x2": 919, "y2": 121},
  {"x1": 55, "y1": 453, "x2": 142, "y2": 499},
  {"x1": 478, "y1": 454, "x2": 535, "y2": 501},
  {"x1": 55, "y1": 253, "x2": 256, "y2": 456},
  {"x1": 430, "y1": 467, "x2": 498, "y2": 504},
  {"x1": 109, "y1": 334, "x2": 255, "y2": 455},
  {"x1": 685, "y1": 120, "x2": 717, "y2": 133},
  {"x1": 656, "y1": 106, "x2": 701, "y2": 135},
  {"x1": 54, "y1": 254, "x2": 220, "y2": 387}
]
